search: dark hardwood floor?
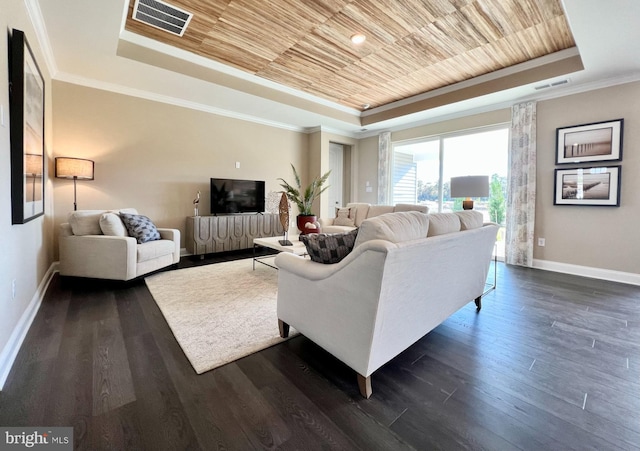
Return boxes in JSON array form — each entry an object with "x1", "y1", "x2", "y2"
[{"x1": 1, "y1": 251, "x2": 639, "y2": 450}]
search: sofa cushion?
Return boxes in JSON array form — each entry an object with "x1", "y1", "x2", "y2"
[
  {"x1": 427, "y1": 213, "x2": 461, "y2": 237},
  {"x1": 346, "y1": 203, "x2": 371, "y2": 227},
  {"x1": 367, "y1": 205, "x2": 394, "y2": 218},
  {"x1": 354, "y1": 211, "x2": 429, "y2": 247},
  {"x1": 68, "y1": 211, "x2": 103, "y2": 236},
  {"x1": 333, "y1": 207, "x2": 355, "y2": 227},
  {"x1": 137, "y1": 239, "x2": 176, "y2": 263},
  {"x1": 99, "y1": 213, "x2": 129, "y2": 236},
  {"x1": 394, "y1": 203, "x2": 429, "y2": 214},
  {"x1": 455, "y1": 210, "x2": 484, "y2": 230},
  {"x1": 300, "y1": 229, "x2": 358, "y2": 264},
  {"x1": 120, "y1": 213, "x2": 161, "y2": 244}
]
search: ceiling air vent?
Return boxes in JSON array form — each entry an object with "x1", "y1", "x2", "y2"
[
  {"x1": 132, "y1": 0, "x2": 193, "y2": 37},
  {"x1": 534, "y1": 78, "x2": 570, "y2": 90}
]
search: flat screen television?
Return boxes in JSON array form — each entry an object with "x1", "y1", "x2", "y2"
[{"x1": 210, "y1": 178, "x2": 265, "y2": 214}]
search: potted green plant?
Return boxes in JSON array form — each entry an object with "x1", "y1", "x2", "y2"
[{"x1": 278, "y1": 164, "x2": 331, "y2": 234}]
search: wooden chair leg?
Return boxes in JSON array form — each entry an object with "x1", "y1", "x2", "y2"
[
  {"x1": 357, "y1": 374, "x2": 372, "y2": 398},
  {"x1": 278, "y1": 319, "x2": 290, "y2": 338},
  {"x1": 474, "y1": 296, "x2": 482, "y2": 312}
]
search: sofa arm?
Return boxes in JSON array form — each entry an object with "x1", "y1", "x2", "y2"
[
  {"x1": 59, "y1": 234, "x2": 137, "y2": 280},
  {"x1": 158, "y1": 228, "x2": 181, "y2": 263}
]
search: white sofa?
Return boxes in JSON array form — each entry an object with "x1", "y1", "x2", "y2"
[
  {"x1": 276, "y1": 210, "x2": 498, "y2": 398},
  {"x1": 59, "y1": 208, "x2": 180, "y2": 281},
  {"x1": 319, "y1": 202, "x2": 428, "y2": 234}
]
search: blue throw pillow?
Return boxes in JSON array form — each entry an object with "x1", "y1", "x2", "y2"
[{"x1": 119, "y1": 213, "x2": 161, "y2": 244}]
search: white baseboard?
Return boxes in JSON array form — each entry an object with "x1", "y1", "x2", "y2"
[
  {"x1": 0, "y1": 263, "x2": 57, "y2": 390},
  {"x1": 532, "y1": 259, "x2": 640, "y2": 286}
]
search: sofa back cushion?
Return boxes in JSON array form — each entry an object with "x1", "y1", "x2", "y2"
[
  {"x1": 455, "y1": 210, "x2": 484, "y2": 230},
  {"x1": 367, "y1": 205, "x2": 394, "y2": 219},
  {"x1": 394, "y1": 203, "x2": 429, "y2": 214},
  {"x1": 69, "y1": 211, "x2": 104, "y2": 236},
  {"x1": 68, "y1": 208, "x2": 138, "y2": 236},
  {"x1": 354, "y1": 211, "x2": 429, "y2": 248},
  {"x1": 427, "y1": 213, "x2": 461, "y2": 237}
]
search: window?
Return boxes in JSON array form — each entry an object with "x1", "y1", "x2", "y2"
[{"x1": 390, "y1": 125, "x2": 509, "y2": 256}]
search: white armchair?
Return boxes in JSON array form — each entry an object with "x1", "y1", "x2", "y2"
[{"x1": 58, "y1": 209, "x2": 180, "y2": 281}]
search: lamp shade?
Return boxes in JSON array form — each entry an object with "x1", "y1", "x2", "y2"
[
  {"x1": 25, "y1": 154, "x2": 43, "y2": 176},
  {"x1": 450, "y1": 175, "x2": 489, "y2": 198},
  {"x1": 55, "y1": 157, "x2": 94, "y2": 180}
]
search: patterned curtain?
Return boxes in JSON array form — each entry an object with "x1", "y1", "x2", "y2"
[
  {"x1": 378, "y1": 131, "x2": 391, "y2": 204},
  {"x1": 506, "y1": 102, "x2": 537, "y2": 267}
]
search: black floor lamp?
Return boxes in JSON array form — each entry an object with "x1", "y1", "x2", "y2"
[{"x1": 55, "y1": 157, "x2": 95, "y2": 211}]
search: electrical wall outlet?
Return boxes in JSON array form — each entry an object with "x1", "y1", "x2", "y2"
[{"x1": 538, "y1": 238, "x2": 546, "y2": 247}]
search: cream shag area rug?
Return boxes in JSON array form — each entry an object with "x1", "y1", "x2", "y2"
[{"x1": 145, "y1": 258, "x2": 296, "y2": 374}]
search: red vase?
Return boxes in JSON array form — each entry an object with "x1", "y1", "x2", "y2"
[{"x1": 297, "y1": 215, "x2": 320, "y2": 234}]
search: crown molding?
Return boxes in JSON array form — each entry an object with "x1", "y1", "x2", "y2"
[{"x1": 24, "y1": 0, "x2": 58, "y2": 77}]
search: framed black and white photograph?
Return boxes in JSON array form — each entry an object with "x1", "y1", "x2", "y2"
[
  {"x1": 556, "y1": 119, "x2": 623, "y2": 165},
  {"x1": 9, "y1": 29, "x2": 45, "y2": 224},
  {"x1": 554, "y1": 166, "x2": 621, "y2": 206}
]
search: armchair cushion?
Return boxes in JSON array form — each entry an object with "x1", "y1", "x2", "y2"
[
  {"x1": 99, "y1": 213, "x2": 129, "y2": 236},
  {"x1": 69, "y1": 211, "x2": 103, "y2": 236},
  {"x1": 137, "y1": 240, "x2": 176, "y2": 263},
  {"x1": 120, "y1": 213, "x2": 161, "y2": 244}
]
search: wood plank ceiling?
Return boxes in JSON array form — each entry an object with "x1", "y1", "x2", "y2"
[{"x1": 124, "y1": 0, "x2": 576, "y2": 111}]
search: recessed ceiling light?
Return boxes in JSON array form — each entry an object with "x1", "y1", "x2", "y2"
[
  {"x1": 351, "y1": 33, "x2": 366, "y2": 45},
  {"x1": 362, "y1": 103, "x2": 370, "y2": 110}
]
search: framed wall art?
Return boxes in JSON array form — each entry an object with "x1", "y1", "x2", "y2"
[
  {"x1": 554, "y1": 166, "x2": 621, "y2": 207},
  {"x1": 556, "y1": 119, "x2": 623, "y2": 165},
  {"x1": 9, "y1": 29, "x2": 45, "y2": 224}
]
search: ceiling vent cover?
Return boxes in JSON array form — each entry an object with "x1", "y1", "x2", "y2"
[{"x1": 132, "y1": 0, "x2": 193, "y2": 37}]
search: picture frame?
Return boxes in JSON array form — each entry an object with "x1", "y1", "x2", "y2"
[
  {"x1": 554, "y1": 166, "x2": 621, "y2": 207},
  {"x1": 9, "y1": 29, "x2": 45, "y2": 224},
  {"x1": 556, "y1": 119, "x2": 623, "y2": 165}
]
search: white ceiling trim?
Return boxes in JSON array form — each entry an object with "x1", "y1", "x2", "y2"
[
  {"x1": 362, "y1": 48, "x2": 581, "y2": 118},
  {"x1": 25, "y1": 0, "x2": 58, "y2": 77}
]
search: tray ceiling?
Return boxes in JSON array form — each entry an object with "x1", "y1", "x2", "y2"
[{"x1": 124, "y1": 0, "x2": 576, "y2": 112}]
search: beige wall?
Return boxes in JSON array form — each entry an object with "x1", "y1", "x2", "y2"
[
  {"x1": 51, "y1": 81, "x2": 309, "y2": 251},
  {"x1": 356, "y1": 83, "x2": 640, "y2": 275},
  {"x1": 0, "y1": 0, "x2": 54, "y2": 386},
  {"x1": 535, "y1": 81, "x2": 640, "y2": 273}
]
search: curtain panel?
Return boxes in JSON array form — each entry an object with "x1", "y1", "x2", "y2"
[
  {"x1": 378, "y1": 131, "x2": 391, "y2": 205},
  {"x1": 506, "y1": 102, "x2": 537, "y2": 267}
]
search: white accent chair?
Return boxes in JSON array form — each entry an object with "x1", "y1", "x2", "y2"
[{"x1": 58, "y1": 208, "x2": 180, "y2": 281}]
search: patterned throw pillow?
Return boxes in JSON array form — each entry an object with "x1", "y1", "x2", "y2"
[
  {"x1": 300, "y1": 229, "x2": 358, "y2": 264},
  {"x1": 333, "y1": 207, "x2": 355, "y2": 227},
  {"x1": 119, "y1": 213, "x2": 161, "y2": 244}
]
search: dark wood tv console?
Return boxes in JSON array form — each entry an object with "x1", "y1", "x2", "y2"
[{"x1": 185, "y1": 214, "x2": 284, "y2": 257}]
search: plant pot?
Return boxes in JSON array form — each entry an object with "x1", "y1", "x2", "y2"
[{"x1": 297, "y1": 215, "x2": 320, "y2": 234}]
